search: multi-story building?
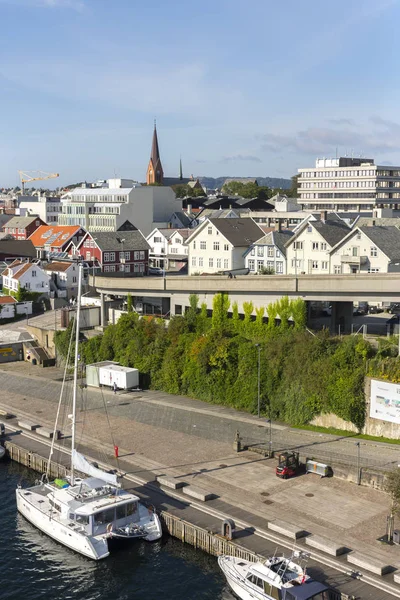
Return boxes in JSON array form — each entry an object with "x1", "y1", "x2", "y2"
[
  {"x1": 244, "y1": 227, "x2": 293, "y2": 274},
  {"x1": 330, "y1": 226, "x2": 400, "y2": 274},
  {"x1": 59, "y1": 181, "x2": 180, "y2": 235},
  {"x1": 3, "y1": 216, "x2": 46, "y2": 240},
  {"x1": 74, "y1": 230, "x2": 150, "y2": 274},
  {"x1": 298, "y1": 157, "x2": 400, "y2": 212},
  {"x1": 286, "y1": 214, "x2": 350, "y2": 275},
  {"x1": 2, "y1": 260, "x2": 50, "y2": 295},
  {"x1": 186, "y1": 218, "x2": 263, "y2": 275},
  {"x1": 146, "y1": 228, "x2": 190, "y2": 271},
  {"x1": 19, "y1": 194, "x2": 63, "y2": 224}
]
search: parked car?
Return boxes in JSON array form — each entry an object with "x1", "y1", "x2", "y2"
[
  {"x1": 387, "y1": 303, "x2": 400, "y2": 314},
  {"x1": 148, "y1": 267, "x2": 164, "y2": 276},
  {"x1": 368, "y1": 305, "x2": 383, "y2": 314}
]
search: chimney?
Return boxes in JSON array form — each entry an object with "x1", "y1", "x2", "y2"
[
  {"x1": 369, "y1": 219, "x2": 376, "y2": 227},
  {"x1": 320, "y1": 210, "x2": 328, "y2": 222},
  {"x1": 275, "y1": 220, "x2": 282, "y2": 232}
]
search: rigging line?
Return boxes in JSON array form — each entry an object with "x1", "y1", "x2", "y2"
[
  {"x1": 99, "y1": 382, "x2": 121, "y2": 474},
  {"x1": 46, "y1": 319, "x2": 75, "y2": 481}
]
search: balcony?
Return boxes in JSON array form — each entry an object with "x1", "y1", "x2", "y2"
[{"x1": 340, "y1": 255, "x2": 368, "y2": 265}]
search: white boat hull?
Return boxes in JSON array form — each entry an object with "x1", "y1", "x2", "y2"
[
  {"x1": 16, "y1": 488, "x2": 110, "y2": 560},
  {"x1": 0, "y1": 446, "x2": 5, "y2": 460},
  {"x1": 219, "y1": 557, "x2": 272, "y2": 600}
]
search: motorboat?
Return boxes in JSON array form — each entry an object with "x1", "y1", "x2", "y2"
[
  {"x1": 218, "y1": 552, "x2": 330, "y2": 600},
  {"x1": 16, "y1": 264, "x2": 162, "y2": 560}
]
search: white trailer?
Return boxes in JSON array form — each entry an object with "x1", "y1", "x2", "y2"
[{"x1": 98, "y1": 364, "x2": 139, "y2": 390}]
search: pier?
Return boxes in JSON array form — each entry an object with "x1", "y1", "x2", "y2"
[{"x1": 2, "y1": 420, "x2": 399, "y2": 600}]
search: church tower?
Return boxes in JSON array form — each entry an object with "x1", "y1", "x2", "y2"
[{"x1": 146, "y1": 121, "x2": 164, "y2": 185}]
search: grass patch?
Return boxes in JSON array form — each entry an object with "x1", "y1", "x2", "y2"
[{"x1": 292, "y1": 423, "x2": 400, "y2": 445}]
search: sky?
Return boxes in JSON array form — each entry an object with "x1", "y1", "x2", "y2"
[{"x1": 1, "y1": 0, "x2": 400, "y2": 187}]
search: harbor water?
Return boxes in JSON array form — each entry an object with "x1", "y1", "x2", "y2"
[{"x1": 1, "y1": 460, "x2": 232, "y2": 600}]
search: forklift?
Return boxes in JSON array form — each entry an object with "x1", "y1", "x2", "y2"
[{"x1": 276, "y1": 451, "x2": 300, "y2": 479}]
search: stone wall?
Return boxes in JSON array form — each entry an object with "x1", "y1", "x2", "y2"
[{"x1": 311, "y1": 377, "x2": 400, "y2": 439}]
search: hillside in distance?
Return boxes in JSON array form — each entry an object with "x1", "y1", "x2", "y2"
[{"x1": 197, "y1": 176, "x2": 291, "y2": 190}]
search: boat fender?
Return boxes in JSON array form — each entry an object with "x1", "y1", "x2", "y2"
[
  {"x1": 148, "y1": 505, "x2": 155, "y2": 517},
  {"x1": 106, "y1": 523, "x2": 114, "y2": 534}
]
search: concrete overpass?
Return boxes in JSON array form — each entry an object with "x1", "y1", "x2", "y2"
[{"x1": 90, "y1": 273, "x2": 400, "y2": 332}]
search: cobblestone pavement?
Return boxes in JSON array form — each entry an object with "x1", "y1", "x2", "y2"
[{"x1": 1, "y1": 361, "x2": 400, "y2": 568}]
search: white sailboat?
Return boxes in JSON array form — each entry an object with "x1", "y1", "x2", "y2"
[
  {"x1": 16, "y1": 263, "x2": 162, "y2": 560},
  {"x1": 218, "y1": 551, "x2": 330, "y2": 600}
]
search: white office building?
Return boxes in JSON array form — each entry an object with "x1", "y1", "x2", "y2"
[
  {"x1": 298, "y1": 157, "x2": 400, "y2": 212},
  {"x1": 59, "y1": 180, "x2": 181, "y2": 235}
]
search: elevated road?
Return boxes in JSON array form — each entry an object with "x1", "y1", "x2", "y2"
[{"x1": 91, "y1": 273, "x2": 400, "y2": 319}]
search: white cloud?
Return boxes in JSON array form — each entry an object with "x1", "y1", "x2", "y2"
[
  {"x1": 220, "y1": 154, "x2": 261, "y2": 164},
  {"x1": 259, "y1": 118, "x2": 400, "y2": 157}
]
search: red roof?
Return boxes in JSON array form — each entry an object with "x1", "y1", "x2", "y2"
[
  {"x1": 0, "y1": 295, "x2": 17, "y2": 304},
  {"x1": 28, "y1": 225, "x2": 84, "y2": 248}
]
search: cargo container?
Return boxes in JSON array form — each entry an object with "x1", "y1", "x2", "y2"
[
  {"x1": 86, "y1": 361, "x2": 118, "y2": 388},
  {"x1": 98, "y1": 364, "x2": 139, "y2": 390}
]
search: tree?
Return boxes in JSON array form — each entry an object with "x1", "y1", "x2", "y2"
[
  {"x1": 212, "y1": 293, "x2": 230, "y2": 332},
  {"x1": 288, "y1": 174, "x2": 299, "y2": 198},
  {"x1": 127, "y1": 293, "x2": 133, "y2": 312}
]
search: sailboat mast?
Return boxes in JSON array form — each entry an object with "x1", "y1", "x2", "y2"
[{"x1": 71, "y1": 263, "x2": 83, "y2": 486}]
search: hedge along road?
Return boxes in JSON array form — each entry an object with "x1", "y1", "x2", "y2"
[{"x1": 0, "y1": 363, "x2": 398, "y2": 471}]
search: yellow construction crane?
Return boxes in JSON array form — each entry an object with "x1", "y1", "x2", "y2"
[{"x1": 18, "y1": 170, "x2": 59, "y2": 193}]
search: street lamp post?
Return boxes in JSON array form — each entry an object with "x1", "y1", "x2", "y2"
[
  {"x1": 255, "y1": 344, "x2": 261, "y2": 418},
  {"x1": 266, "y1": 417, "x2": 272, "y2": 456},
  {"x1": 355, "y1": 442, "x2": 361, "y2": 485}
]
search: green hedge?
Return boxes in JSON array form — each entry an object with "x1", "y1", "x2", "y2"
[{"x1": 55, "y1": 294, "x2": 376, "y2": 429}]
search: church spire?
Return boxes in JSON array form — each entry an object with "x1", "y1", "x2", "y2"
[{"x1": 146, "y1": 120, "x2": 164, "y2": 185}]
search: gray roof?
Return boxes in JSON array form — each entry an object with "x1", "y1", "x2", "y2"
[
  {"x1": 254, "y1": 230, "x2": 294, "y2": 257},
  {"x1": 355, "y1": 216, "x2": 400, "y2": 228},
  {"x1": 311, "y1": 219, "x2": 350, "y2": 247},
  {"x1": 90, "y1": 231, "x2": 151, "y2": 252},
  {"x1": 3, "y1": 216, "x2": 42, "y2": 229},
  {"x1": 209, "y1": 218, "x2": 263, "y2": 246},
  {"x1": 359, "y1": 226, "x2": 400, "y2": 261},
  {"x1": 0, "y1": 214, "x2": 13, "y2": 228},
  {"x1": 0, "y1": 239, "x2": 37, "y2": 258},
  {"x1": 171, "y1": 211, "x2": 192, "y2": 227}
]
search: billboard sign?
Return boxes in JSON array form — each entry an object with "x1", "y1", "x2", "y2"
[{"x1": 370, "y1": 379, "x2": 400, "y2": 424}]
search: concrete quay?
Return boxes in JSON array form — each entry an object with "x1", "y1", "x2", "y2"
[{"x1": 1, "y1": 362, "x2": 400, "y2": 598}]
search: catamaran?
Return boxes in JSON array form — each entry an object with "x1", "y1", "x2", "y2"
[
  {"x1": 218, "y1": 551, "x2": 330, "y2": 600},
  {"x1": 16, "y1": 263, "x2": 162, "y2": 560}
]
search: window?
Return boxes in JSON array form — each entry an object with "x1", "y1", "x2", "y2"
[
  {"x1": 321, "y1": 261, "x2": 328, "y2": 270},
  {"x1": 224, "y1": 244, "x2": 229, "y2": 251},
  {"x1": 312, "y1": 242, "x2": 319, "y2": 251},
  {"x1": 198, "y1": 257, "x2": 203, "y2": 267},
  {"x1": 193, "y1": 241, "x2": 196, "y2": 250},
  {"x1": 293, "y1": 241, "x2": 303, "y2": 250},
  {"x1": 213, "y1": 242, "x2": 220, "y2": 251},
  {"x1": 334, "y1": 265, "x2": 341, "y2": 274},
  {"x1": 32, "y1": 270, "x2": 37, "y2": 277},
  {"x1": 109, "y1": 252, "x2": 115, "y2": 261},
  {"x1": 72, "y1": 276, "x2": 77, "y2": 283},
  {"x1": 368, "y1": 268, "x2": 380, "y2": 273},
  {"x1": 370, "y1": 246, "x2": 378, "y2": 257},
  {"x1": 139, "y1": 251, "x2": 144, "y2": 260},
  {"x1": 248, "y1": 259, "x2": 255, "y2": 271},
  {"x1": 224, "y1": 259, "x2": 229, "y2": 268},
  {"x1": 321, "y1": 242, "x2": 327, "y2": 251},
  {"x1": 200, "y1": 241, "x2": 206, "y2": 250},
  {"x1": 154, "y1": 236, "x2": 162, "y2": 243},
  {"x1": 276, "y1": 250, "x2": 281, "y2": 258},
  {"x1": 75, "y1": 514, "x2": 89, "y2": 525},
  {"x1": 307, "y1": 226, "x2": 312, "y2": 232},
  {"x1": 267, "y1": 247, "x2": 274, "y2": 257},
  {"x1": 257, "y1": 246, "x2": 264, "y2": 257},
  {"x1": 251, "y1": 247, "x2": 255, "y2": 256},
  {"x1": 209, "y1": 258, "x2": 213, "y2": 267},
  {"x1": 257, "y1": 260, "x2": 264, "y2": 271},
  {"x1": 207, "y1": 227, "x2": 212, "y2": 235},
  {"x1": 192, "y1": 257, "x2": 196, "y2": 266},
  {"x1": 276, "y1": 261, "x2": 283, "y2": 273},
  {"x1": 312, "y1": 260, "x2": 318, "y2": 269},
  {"x1": 216, "y1": 258, "x2": 221, "y2": 268}
]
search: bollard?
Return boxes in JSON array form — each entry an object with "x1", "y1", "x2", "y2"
[
  {"x1": 114, "y1": 445, "x2": 119, "y2": 458},
  {"x1": 233, "y1": 430, "x2": 241, "y2": 453}
]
